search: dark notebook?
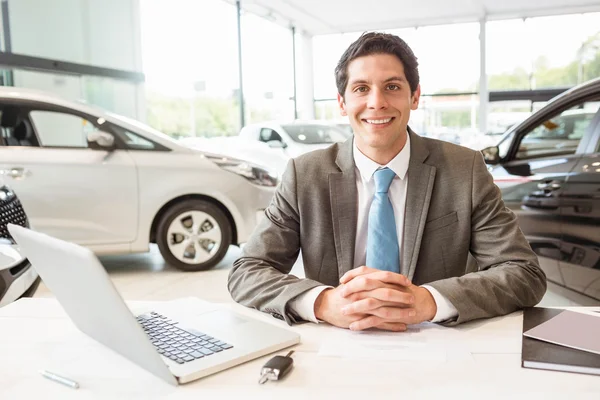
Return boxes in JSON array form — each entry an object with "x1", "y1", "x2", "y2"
[{"x1": 521, "y1": 307, "x2": 600, "y2": 376}]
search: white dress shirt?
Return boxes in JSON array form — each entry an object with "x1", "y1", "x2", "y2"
[{"x1": 288, "y1": 134, "x2": 459, "y2": 324}]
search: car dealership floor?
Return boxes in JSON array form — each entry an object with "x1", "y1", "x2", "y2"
[{"x1": 33, "y1": 245, "x2": 600, "y2": 309}]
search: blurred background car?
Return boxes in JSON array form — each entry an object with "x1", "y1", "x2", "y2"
[
  {"x1": 0, "y1": 87, "x2": 278, "y2": 272},
  {"x1": 179, "y1": 135, "x2": 289, "y2": 175},
  {"x1": 0, "y1": 184, "x2": 40, "y2": 307},
  {"x1": 238, "y1": 120, "x2": 352, "y2": 158},
  {"x1": 481, "y1": 77, "x2": 600, "y2": 301},
  {"x1": 333, "y1": 122, "x2": 353, "y2": 136}
]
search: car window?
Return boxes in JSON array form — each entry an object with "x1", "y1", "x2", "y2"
[
  {"x1": 112, "y1": 128, "x2": 156, "y2": 150},
  {"x1": 122, "y1": 131, "x2": 155, "y2": 150},
  {"x1": 281, "y1": 124, "x2": 348, "y2": 144},
  {"x1": 259, "y1": 128, "x2": 282, "y2": 142},
  {"x1": 30, "y1": 111, "x2": 98, "y2": 148},
  {"x1": 516, "y1": 101, "x2": 600, "y2": 160}
]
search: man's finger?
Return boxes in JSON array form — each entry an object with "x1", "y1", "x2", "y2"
[
  {"x1": 346, "y1": 288, "x2": 415, "y2": 305},
  {"x1": 375, "y1": 322, "x2": 408, "y2": 332},
  {"x1": 343, "y1": 299, "x2": 415, "y2": 319},
  {"x1": 349, "y1": 315, "x2": 409, "y2": 331},
  {"x1": 340, "y1": 277, "x2": 391, "y2": 297},
  {"x1": 349, "y1": 315, "x2": 382, "y2": 331},
  {"x1": 340, "y1": 275, "x2": 410, "y2": 297},
  {"x1": 340, "y1": 266, "x2": 378, "y2": 283},
  {"x1": 340, "y1": 268, "x2": 411, "y2": 287}
]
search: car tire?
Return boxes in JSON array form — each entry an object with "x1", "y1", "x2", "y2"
[{"x1": 156, "y1": 199, "x2": 232, "y2": 272}]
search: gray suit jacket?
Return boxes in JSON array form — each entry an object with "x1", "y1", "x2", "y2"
[{"x1": 228, "y1": 130, "x2": 547, "y2": 326}]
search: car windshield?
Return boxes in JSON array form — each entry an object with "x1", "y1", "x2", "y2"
[
  {"x1": 105, "y1": 112, "x2": 180, "y2": 144},
  {"x1": 75, "y1": 100, "x2": 180, "y2": 145},
  {"x1": 281, "y1": 124, "x2": 350, "y2": 144}
]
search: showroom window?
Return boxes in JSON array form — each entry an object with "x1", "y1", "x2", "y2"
[
  {"x1": 516, "y1": 101, "x2": 600, "y2": 159},
  {"x1": 29, "y1": 111, "x2": 96, "y2": 148}
]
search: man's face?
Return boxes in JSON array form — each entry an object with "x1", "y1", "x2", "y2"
[{"x1": 338, "y1": 53, "x2": 420, "y2": 163}]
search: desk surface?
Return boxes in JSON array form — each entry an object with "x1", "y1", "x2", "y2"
[{"x1": 1, "y1": 298, "x2": 599, "y2": 400}]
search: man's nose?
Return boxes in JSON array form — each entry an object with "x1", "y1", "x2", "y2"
[{"x1": 367, "y1": 87, "x2": 388, "y2": 109}]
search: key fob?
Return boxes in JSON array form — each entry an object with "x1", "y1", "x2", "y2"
[{"x1": 261, "y1": 355, "x2": 294, "y2": 381}]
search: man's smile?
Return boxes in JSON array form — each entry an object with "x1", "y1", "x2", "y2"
[{"x1": 362, "y1": 117, "x2": 395, "y2": 127}]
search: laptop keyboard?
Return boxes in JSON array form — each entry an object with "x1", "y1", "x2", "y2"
[{"x1": 136, "y1": 311, "x2": 233, "y2": 365}]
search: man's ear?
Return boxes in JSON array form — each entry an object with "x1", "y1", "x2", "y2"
[
  {"x1": 410, "y1": 84, "x2": 421, "y2": 111},
  {"x1": 337, "y1": 93, "x2": 347, "y2": 116}
]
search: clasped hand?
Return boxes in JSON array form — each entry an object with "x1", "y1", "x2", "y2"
[{"x1": 314, "y1": 266, "x2": 436, "y2": 331}]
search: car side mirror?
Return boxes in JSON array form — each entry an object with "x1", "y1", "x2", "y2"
[
  {"x1": 267, "y1": 140, "x2": 287, "y2": 149},
  {"x1": 87, "y1": 130, "x2": 115, "y2": 149},
  {"x1": 481, "y1": 146, "x2": 500, "y2": 165}
]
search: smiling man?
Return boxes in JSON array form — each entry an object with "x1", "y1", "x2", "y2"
[{"x1": 228, "y1": 32, "x2": 547, "y2": 330}]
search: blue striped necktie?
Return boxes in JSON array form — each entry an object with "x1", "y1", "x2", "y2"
[{"x1": 366, "y1": 167, "x2": 400, "y2": 273}]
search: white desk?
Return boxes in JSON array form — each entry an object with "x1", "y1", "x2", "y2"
[{"x1": 0, "y1": 298, "x2": 599, "y2": 400}]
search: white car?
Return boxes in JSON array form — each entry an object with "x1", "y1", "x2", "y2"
[
  {"x1": 179, "y1": 136, "x2": 289, "y2": 175},
  {"x1": 239, "y1": 120, "x2": 351, "y2": 158},
  {"x1": 0, "y1": 88, "x2": 278, "y2": 271}
]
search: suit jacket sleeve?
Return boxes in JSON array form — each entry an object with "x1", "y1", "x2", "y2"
[
  {"x1": 227, "y1": 159, "x2": 323, "y2": 324},
  {"x1": 426, "y1": 152, "x2": 547, "y2": 325}
]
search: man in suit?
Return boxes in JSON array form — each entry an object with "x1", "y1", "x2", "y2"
[{"x1": 228, "y1": 32, "x2": 546, "y2": 331}]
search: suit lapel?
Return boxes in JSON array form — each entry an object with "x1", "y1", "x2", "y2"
[
  {"x1": 402, "y1": 131, "x2": 436, "y2": 280},
  {"x1": 330, "y1": 139, "x2": 357, "y2": 279}
]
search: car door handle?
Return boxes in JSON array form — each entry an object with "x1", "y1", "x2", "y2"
[
  {"x1": 537, "y1": 180, "x2": 562, "y2": 190},
  {"x1": 0, "y1": 167, "x2": 30, "y2": 179}
]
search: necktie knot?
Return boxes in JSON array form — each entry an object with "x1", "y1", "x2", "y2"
[{"x1": 373, "y1": 168, "x2": 396, "y2": 193}]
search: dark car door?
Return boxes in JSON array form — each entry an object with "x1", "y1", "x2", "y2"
[
  {"x1": 489, "y1": 95, "x2": 600, "y2": 289},
  {"x1": 557, "y1": 122, "x2": 600, "y2": 300}
]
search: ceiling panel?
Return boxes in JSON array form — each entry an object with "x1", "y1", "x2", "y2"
[{"x1": 225, "y1": 0, "x2": 600, "y2": 35}]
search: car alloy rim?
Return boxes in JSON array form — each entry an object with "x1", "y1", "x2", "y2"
[{"x1": 166, "y1": 210, "x2": 223, "y2": 264}]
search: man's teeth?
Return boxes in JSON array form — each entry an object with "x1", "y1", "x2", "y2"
[{"x1": 366, "y1": 118, "x2": 392, "y2": 124}]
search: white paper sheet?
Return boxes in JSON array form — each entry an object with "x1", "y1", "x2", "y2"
[{"x1": 317, "y1": 323, "x2": 472, "y2": 364}]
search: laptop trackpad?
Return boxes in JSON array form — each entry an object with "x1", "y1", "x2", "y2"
[
  {"x1": 194, "y1": 309, "x2": 250, "y2": 328},
  {"x1": 185, "y1": 310, "x2": 253, "y2": 345}
]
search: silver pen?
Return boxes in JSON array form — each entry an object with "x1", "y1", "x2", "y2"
[{"x1": 39, "y1": 369, "x2": 80, "y2": 389}]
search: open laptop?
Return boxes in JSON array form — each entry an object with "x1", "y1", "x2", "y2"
[{"x1": 7, "y1": 224, "x2": 299, "y2": 385}]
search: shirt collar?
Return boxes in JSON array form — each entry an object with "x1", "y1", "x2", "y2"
[{"x1": 353, "y1": 132, "x2": 411, "y2": 183}]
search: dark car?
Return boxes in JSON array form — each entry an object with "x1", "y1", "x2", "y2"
[
  {"x1": 481, "y1": 78, "x2": 600, "y2": 301},
  {"x1": 0, "y1": 185, "x2": 40, "y2": 306}
]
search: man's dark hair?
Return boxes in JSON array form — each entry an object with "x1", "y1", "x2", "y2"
[{"x1": 335, "y1": 32, "x2": 419, "y2": 97}]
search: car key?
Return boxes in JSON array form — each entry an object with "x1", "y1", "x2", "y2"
[{"x1": 258, "y1": 350, "x2": 295, "y2": 384}]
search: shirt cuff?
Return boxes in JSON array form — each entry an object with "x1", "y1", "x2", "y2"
[
  {"x1": 421, "y1": 285, "x2": 458, "y2": 323},
  {"x1": 288, "y1": 286, "x2": 332, "y2": 323}
]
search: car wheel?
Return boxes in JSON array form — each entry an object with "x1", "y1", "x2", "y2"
[{"x1": 156, "y1": 199, "x2": 232, "y2": 272}]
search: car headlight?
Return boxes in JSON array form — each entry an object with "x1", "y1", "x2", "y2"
[{"x1": 206, "y1": 155, "x2": 279, "y2": 187}]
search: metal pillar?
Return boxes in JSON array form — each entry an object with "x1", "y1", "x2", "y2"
[
  {"x1": 236, "y1": 0, "x2": 245, "y2": 127},
  {"x1": 291, "y1": 26, "x2": 298, "y2": 120},
  {"x1": 1, "y1": 0, "x2": 13, "y2": 85},
  {"x1": 479, "y1": 17, "x2": 488, "y2": 135}
]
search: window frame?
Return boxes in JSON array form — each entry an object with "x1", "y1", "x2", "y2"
[
  {"x1": 506, "y1": 92, "x2": 600, "y2": 162},
  {"x1": 515, "y1": 103, "x2": 600, "y2": 160}
]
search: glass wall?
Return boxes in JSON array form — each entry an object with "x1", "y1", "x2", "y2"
[
  {"x1": 2, "y1": 0, "x2": 144, "y2": 120},
  {"x1": 314, "y1": 13, "x2": 600, "y2": 147},
  {"x1": 10, "y1": 70, "x2": 140, "y2": 120},
  {"x1": 241, "y1": 13, "x2": 295, "y2": 124},
  {"x1": 312, "y1": 23, "x2": 480, "y2": 142},
  {"x1": 8, "y1": 0, "x2": 138, "y2": 71},
  {"x1": 487, "y1": 13, "x2": 600, "y2": 91},
  {"x1": 140, "y1": 0, "x2": 240, "y2": 138}
]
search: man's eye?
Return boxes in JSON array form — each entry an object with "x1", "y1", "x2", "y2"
[
  {"x1": 355, "y1": 86, "x2": 368, "y2": 93},
  {"x1": 387, "y1": 84, "x2": 400, "y2": 90}
]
